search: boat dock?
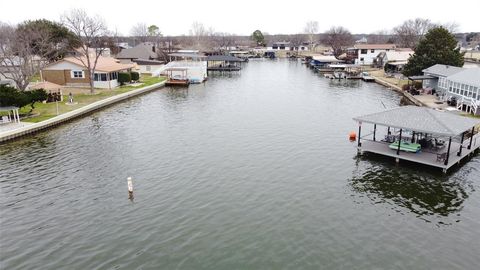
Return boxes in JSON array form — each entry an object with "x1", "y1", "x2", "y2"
[{"x1": 353, "y1": 106, "x2": 480, "y2": 172}]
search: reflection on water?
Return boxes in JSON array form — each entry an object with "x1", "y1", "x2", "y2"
[
  {"x1": 165, "y1": 87, "x2": 190, "y2": 99},
  {"x1": 350, "y1": 154, "x2": 475, "y2": 224},
  {"x1": 2, "y1": 60, "x2": 480, "y2": 269}
]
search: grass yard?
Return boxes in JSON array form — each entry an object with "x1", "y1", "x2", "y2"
[
  {"x1": 370, "y1": 69, "x2": 409, "y2": 87},
  {"x1": 20, "y1": 75, "x2": 166, "y2": 123}
]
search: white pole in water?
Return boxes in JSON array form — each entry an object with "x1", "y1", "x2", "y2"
[{"x1": 127, "y1": 177, "x2": 133, "y2": 195}]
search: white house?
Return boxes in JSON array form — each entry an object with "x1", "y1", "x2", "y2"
[
  {"x1": 267, "y1": 41, "x2": 292, "y2": 51},
  {"x1": 349, "y1": 44, "x2": 397, "y2": 65}
]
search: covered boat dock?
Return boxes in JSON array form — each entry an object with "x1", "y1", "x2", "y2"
[
  {"x1": 353, "y1": 106, "x2": 480, "y2": 172},
  {"x1": 206, "y1": 55, "x2": 244, "y2": 72}
]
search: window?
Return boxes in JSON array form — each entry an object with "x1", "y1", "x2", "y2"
[
  {"x1": 360, "y1": 49, "x2": 368, "y2": 54},
  {"x1": 360, "y1": 57, "x2": 364, "y2": 61},
  {"x1": 371, "y1": 49, "x2": 375, "y2": 53},
  {"x1": 94, "y1": 73, "x2": 108, "y2": 81},
  {"x1": 71, "y1": 70, "x2": 84, "y2": 78},
  {"x1": 110, "y1": 72, "x2": 118, "y2": 80}
]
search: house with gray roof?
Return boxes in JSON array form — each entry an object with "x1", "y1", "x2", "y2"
[
  {"x1": 116, "y1": 43, "x2": 158, "y2": 61},
  {"x1": 115, "y1": 43, "x2": 165, "y2": 74},
  {"x1": 423, "y1": 64, "x2": 480, "y2": 114},
  {"x1": 422, "y1": 64, "x2": 463, "y2": 95},
  {"x1": 444, "y1": 68, "x2": 480, "y2": 115}
]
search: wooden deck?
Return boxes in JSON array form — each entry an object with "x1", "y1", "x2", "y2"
[{"x1": 358, "y1": 133, "x2": 480, "y2": 171}]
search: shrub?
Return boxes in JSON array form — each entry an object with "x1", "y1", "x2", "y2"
[
  {"x1": 130, "y1": 71, "x2": 140, "y2": 81},
  {"x1": 25, "y1": 89, "x2": 48, "y2": 111},
  {"x1": 118, "y1": 72, "x2": 131, "y2": 85},
  {"x1": 0, "y1": 85, "x2": 30, "y2": 108}
]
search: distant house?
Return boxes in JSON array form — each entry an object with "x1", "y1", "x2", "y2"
[
  {"x1": 115, "y1": 43, "x2": 165, "y2": 74},
  {"x1": 267, "y1": 41, "x2": 292, "y2": 51},
  {"x1": 132, "y1": 59, "x2": 165, "y2": 74},
  {"x1": 375, "y1": 50, "x2": 414, "y2": 71},
  {"x1": 41, "y1": 56, "x2": 134, "y2": 89},
  {"x1": 291, "y1": 42, "x2": 310, "y2": 51},
  {"x1": 348, "y1": 44, "x2": 397, "y2": 65},
  {"x1": 116, "y1": 42, "x2": 158, "y2": 62}
]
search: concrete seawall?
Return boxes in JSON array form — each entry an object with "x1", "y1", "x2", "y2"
[
  {"x1": 0, "y1": 81, "x2": 165, "y2": 143},
  {"x1": 372, "y1": 76, "x2": 425, "y2": 107}
]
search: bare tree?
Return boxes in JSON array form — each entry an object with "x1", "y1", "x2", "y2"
[
  {"x1": 130, "y1": 23, "x2": 148, "y2": 44},
  {"x1": 189, "y1": 22, "x2": 208, "y2": 49},
  {"x1": 393, "y1": 18, "x2": 433, "y2": 48},
  {"x1": 368, "y1": 29, "x2": 392, "y2": 44},
  {"x1": 440, "y1": 22, "x2": 459, "y2": 34},
  {"x1": 304, "y1": 21, "x2": 319, "y2": 50},
  {"x1": 0, "y1": 22, "x2": 54, "y2": 90},
  {"x1": 322, "y1": 26, "x2": 353, "y2": 57},
  {"x1": 62, "y1": 9, "x2": 109, "y2": 94},
  {"x1": 210, "y1": 32, "x2": 236, "y2": 51}
]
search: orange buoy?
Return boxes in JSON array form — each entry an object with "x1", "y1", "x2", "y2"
[{"x1": 349, "y1": 131, "x2": 357, "y2": 141}]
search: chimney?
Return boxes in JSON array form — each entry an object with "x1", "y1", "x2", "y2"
[{"x1": 152, "y1": 45, "x2": 156, "y2": 53}]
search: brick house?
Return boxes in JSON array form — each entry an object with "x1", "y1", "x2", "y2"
[{"x1": 41, "y1": 56, "x2": 134, "y2": 89}]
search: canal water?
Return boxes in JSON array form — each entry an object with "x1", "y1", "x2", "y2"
[{"x1": 1, "y1": 60, "x2": 479, "y2": 269}]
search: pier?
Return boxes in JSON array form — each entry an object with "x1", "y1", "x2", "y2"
[{"x1": 354, "y1": 106, "x2": 480, "y2": 172}]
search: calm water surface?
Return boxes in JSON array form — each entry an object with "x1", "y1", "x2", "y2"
[{"x1": 1, "y1": 60, "x2": 479, "y2": 269}]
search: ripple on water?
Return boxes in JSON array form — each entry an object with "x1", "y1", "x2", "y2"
[{"x1": 1, "y1": 60, "x2": 480, "y2": 270}]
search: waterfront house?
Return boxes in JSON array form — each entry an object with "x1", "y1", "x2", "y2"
[
  {"x1": 375, "y1": 50, "x2": 413, "y2": 71},
  {"x1": 41, "y1": 56, "x2": 134, "y2": 89},
  {"x1": 131, "y1": 59, "x2": 165, "y2": 74},
  {"x1": 443, "y1": 68, "x2": 480, "y2": 115},
  {"x1": 115, "y1": 43, "x2": 165, "y2": 74},
  {"x1": 421, "y1": 64, "x2": 464, "y2": 96},
  {"x1": 347, "y1": 44, "x2": 397, "y2": 65},
  {"x1": 267, "y1": 41, "x2": 292, "y2": 51},
  {"x1": 116, "y1": 42, "x2": 158, "y2": 62}
]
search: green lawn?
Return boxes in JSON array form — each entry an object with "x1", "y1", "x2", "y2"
[{"x1": 20, "y1": 75, "x2": 166, "y2": 123}]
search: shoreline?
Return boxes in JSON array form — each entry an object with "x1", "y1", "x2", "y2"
[
  {"x1": 0, "y1": 81, "x2": 166, "y2": 143},
  {"x1": 371, "y1": 75, "x2": 426, "y2": 107}
]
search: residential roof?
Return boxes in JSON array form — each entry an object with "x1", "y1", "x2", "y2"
[
  {"x1": 132, "y1": 59, "x2": 165, "y2": 65},
  {"x1": 354, "y1": 44, "x2": 396, "y2": 50},
  {"x1": 116, "y1": 43, "x2": 158, "y2": 60},
  {"x1": 45, "y1": 56, "x2": 134, "y2": 73},
  {"x1": 446, "y1": 68, "x2": 480, "y2": 87},
  {"x1": 422, "y1": 64, "x2": 463, "y2": 77},
  {"x1": 206, "y1": 55, "x2": 244, "y2": 62},
  {"x1": 29, "y1": 81, "x2": 62, "y2": 91},
  {"x1": 353, "y1": 106, "x2": 480, "y2": 137},
  {"x1": 168, "y1": 53, "x2": 206, "y2": 59},
  {"x1": 408, "y1": 75, "x2": 435, "y2": 80},
  {"x1": 385, "y1": 51, "x2": 413, "y2": 62}
]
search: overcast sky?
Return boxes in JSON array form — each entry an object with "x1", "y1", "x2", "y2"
[{"x1": 2, "y1": 0, "x2": 478, "y2": 36}]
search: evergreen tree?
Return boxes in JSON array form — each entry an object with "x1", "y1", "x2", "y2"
[{"x1": 403, "y1": 27, "x2": 464, "y2": 76}]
